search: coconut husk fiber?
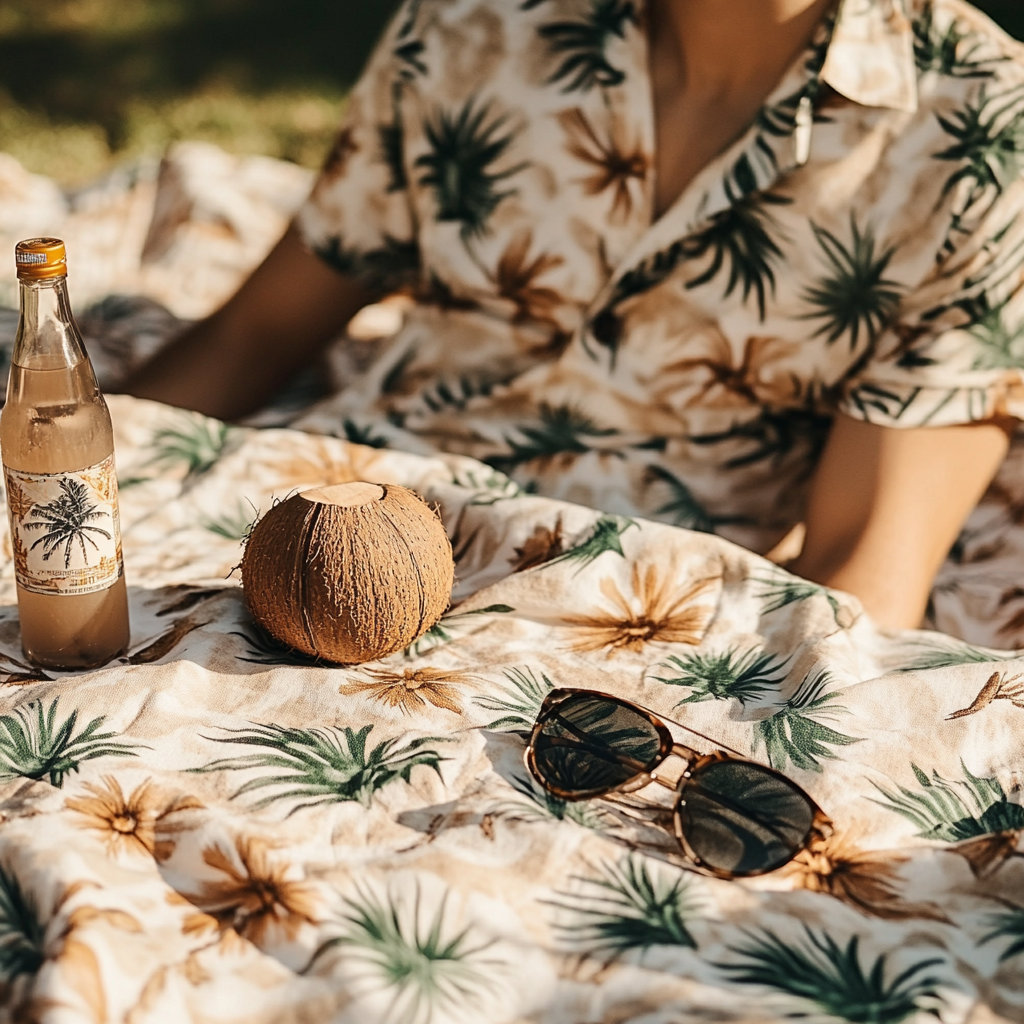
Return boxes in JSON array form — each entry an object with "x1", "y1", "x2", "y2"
[{"x1": 241, "y1": 481, "x2": 454, "y2": 663}]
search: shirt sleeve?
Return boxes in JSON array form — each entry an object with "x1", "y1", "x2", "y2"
[
  {"x1": 294, "y1": 1, "x2": 421, "y2": 294},
  {"x1": 839, "y1": 181, "x2": 1024, "y2": 428}
]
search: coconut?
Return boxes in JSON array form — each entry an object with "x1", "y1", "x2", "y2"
[{"x1": 241, "y1": 481, "x2": 453, "y2": 664}]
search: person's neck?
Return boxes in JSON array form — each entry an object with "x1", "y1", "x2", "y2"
[{"x1": 650, "y1": 0, "x2": 833, "y2": 107}]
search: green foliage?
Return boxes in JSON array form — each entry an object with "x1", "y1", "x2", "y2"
[
  {"x1": 684, "y1": 193, "x2": 790, "y2": 321},
  {"x1": 0, "y1": 862, "x2": 45, "y2": 982},
  {"x1": 893, "y1": 637, "x2": 1006, "y2": 672},
  {"x1": 315, "y1": 234, "x2": 421, "y2": 291},
  {"x1": 981, "y1": 904, "x2": 1024, "y2": 962},
  {"x1": 646, "y1": 466, "x2": 718, "y2": 533},
  {"x1": 870, "y1": 761, "x2": 1024, "y2": 842},
  {"x1": 403, "y1": 604, "x2": 515, "y2": 658},
  {"x1": 472, "y1": 666, "x2": 553, "y2": 731},
  {"x1": 342, "y1": 419, "x2": 391, "y2": 450},
  {"x1": 0, "y1": 697, "x2": 140, "y2": 788},
  {"x1": 752, "y1": 570, "x2": 846, "y2": 627},
  {"x1": 490, "y1": 771, "x2": 606, "y2": 828},
  {"x1": 543, "y1": 514, "x2": 635, "y2": 572},
  {"x1": 148, "y1": 413, "x2": 230, "y2": 477},
  {"x1": 537, "y1": 0, "x2": 637, "y2": 93},
  {"x1": 551, "y1": 855, "x2": 698, "y2": 957},
  {"x1": 196, "y1": 722, "x2": 450, "y2": 812},
  {"x1": 203, "y1": 500, "x2": 256, "y2": 541},
  {"x1": 415, "y1": 97, "x2": 526, "y2": 240},
  {"x1": 656, "y1": 646, "x2": 789, "y2": 706},
  {"x1": 491, "y1": 403, "x2": 618, "y2": 472},
  {"x1": 802, "y1": 217, "x2": 903, "y2": 349},
  {"x1": 311, "y1": 883, "x2": 501, "y2": 1023},
  {"x1": 753, "y1": 670, "x2": 861, "y2": 773},
  {"x1": 719, "y1": 926, "x2": 945, "y2": 1023},
  {"x1": 689, "y1": 406, "x2": 832, "y2": 474},
  {"x1": 914, "y1": 2, "x2": 1006, "y2": 78},
  {"x1": 935, "y1": 83, "x2": 1024, "y2": 212}
]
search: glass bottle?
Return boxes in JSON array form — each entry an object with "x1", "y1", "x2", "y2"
[{"x1": 0, "y1": 238, "x2": 130, "y2": 668}]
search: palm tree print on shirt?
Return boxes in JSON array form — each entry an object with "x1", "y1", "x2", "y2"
[
  {"x1": 490, "y1": 403, "x2": 619, "y2": 473},
  {"x1": 558, "y1": 107, "x2": 649, "y2": 223},
  {"x1": 415, "y1": 97, "x2": 527, "y2": 242},
  {"x1": 23, "y1": 478, "x2": 112, "y2": 569},
  {"x1": 914, "y1": 2, "x2": 1005, "y2": 80},
  {"x1": 802, "y1": 216, "x2": 903, "y2": 350},
  {"x1": 982, "y1": 904, "x2": 1024, "y2": 963},
  {"x1": 717, "y1": 926, "x2": 945, "y2": 1023},
  {"x1": 472, "y1": 665, "x2": 554, "y2": 731},
  {"x1": 537, "y1": 0, "x2": 637, "y2": 93}
]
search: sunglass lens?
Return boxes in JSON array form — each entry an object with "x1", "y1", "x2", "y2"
[
  {"x1": 532, "y1": 693, "x2": 664, "y2": 798},
  {"x1": 678, "y1": 760, "x2": 815, "y2": 876}
]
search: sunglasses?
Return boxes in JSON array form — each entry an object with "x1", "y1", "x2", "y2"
[{"x1": 526, "y1": 688, "x2": 832, "y2": 878}]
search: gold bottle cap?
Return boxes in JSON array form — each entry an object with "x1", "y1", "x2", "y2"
[{"x1": 15, "y1": 237, "x2": 67, "y2": 282}]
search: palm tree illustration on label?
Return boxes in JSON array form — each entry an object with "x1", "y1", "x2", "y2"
[
  {"x1": 5, "y1": 456, "x2": 122, "y2": 596},
  {"x1": 24, "y1": 478, "x2": 112, "y2": 569}
]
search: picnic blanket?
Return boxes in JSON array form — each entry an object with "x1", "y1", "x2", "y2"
[
  {"x1": 0, "y1": 147, "x2": 1022, "y2": 1024},
  {"x1": 0, "y1": 395, "x2": 1018, "y2": 1022}
]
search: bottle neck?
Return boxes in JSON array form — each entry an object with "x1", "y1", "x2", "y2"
[{"x1": 15, "y1": 276, "x2": 88, "y2": 370}]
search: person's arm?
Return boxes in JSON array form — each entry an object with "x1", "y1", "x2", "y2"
[
  {"x1": 122, "y1": 226, "x2": 378, "y2": 421},
  {"x1": 789, "y1": 412, "x2": 1014, "y2": 630}
]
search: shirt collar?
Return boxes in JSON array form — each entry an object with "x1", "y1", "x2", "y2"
[{"x1": 821, "y1": 0, "x2": 919, "y2": 112}]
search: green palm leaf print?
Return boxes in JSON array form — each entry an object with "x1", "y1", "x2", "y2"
[
  {"x1": 202, "y1": 500, "x2": 257, "y2": 541},
  {"x1": 914, "y1": 3, "x2": 1005, "y2": 79},
  {"x1": 752, "y1": 570, "x2": 848, "y2": 628},
  {"x1": 538, "y1": 0, "x2": 636, "y2": 93},
  {"x1": 315, "y1": 233, "x2": 421, "y2": 291},
  {"x1": 684, "y1": 193, "x2": 790, "y2": 321},
  {"x1": 490, "y1": 770, "x2": 606, "y2": 828},
  {"x1": 473, "y1": 666, "x2": 553, "y2": 731},
  {"x1": 310, "y1": 883, "x2": 501, "y2": 1024},
  {"x1": 802, "y1": 216, "x2": 902, "y2": 349},
  {"x1": 23, "y1": 478, "x2": 112, "y2": 569},
  {"x1": 543, "y1": 514, "x2": 635, "y2": 572},
  {"x1": 0, "y1": 862, "x2": 44, "y2": 983},
  {"x1": 0, "y1": 697, "x2": 140, "y2": 789},
  {"x1": 415, "y1": 97, "x2": 526, "y2": 241},
  {"x1": 870, "y1": 762, "x2": 1024, "y2": 842},
  {"x1": 718, "y1": 926, "x2": 945, "y2": 1023},
  {"x1": 403, "y1": 603, "x2": 514, "y2": 659},
  {"x1": 753, "y1": 669, "x2": 861, "y2": 773},
  {"x1": 656, "y1": 646, "x2": 789, "y2": 706},
  {"x1": 982, "y1": 904, "x2": 1024, "y2": 962},
  {"x1": 893, "y1": 637, "x2": 1005, "y2": 672},
  {"x1": 147, "y1": 411, "x2": 231, "y2": 479},
  {"x1": 550, "y1": 855, "x2": 699, "y2": 957},
  {"x1": 491, "y1": 403, "x2": 618, "y2": 472},
  {"x1": 195, "y1": 723, "x2": 450, "y2": 812},
  {"x1": 935, "y1": 82, "x2": 1024, "y2": 211}
]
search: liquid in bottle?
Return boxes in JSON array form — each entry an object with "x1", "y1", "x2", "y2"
[{"x1": 1, "y1": 238, "x2": 130, "y2": 668}]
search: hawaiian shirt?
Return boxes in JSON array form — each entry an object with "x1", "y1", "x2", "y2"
[{"x1": 295, "y1": 0, "x2": 1024, "y2": 558}]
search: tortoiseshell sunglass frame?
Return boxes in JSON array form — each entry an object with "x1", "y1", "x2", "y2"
[{"x1": 525, "y1": 687, "x2": 833, "y2": 879}]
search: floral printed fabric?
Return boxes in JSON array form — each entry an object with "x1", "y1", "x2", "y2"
[
  {"x1": 0, "y1": 395, "x2": 1019, "y2": 1019},
  {"x1": 295, "y1": 0, "x2": 1024, "y2": 638},
  {"x1": 0, "y1": 394, "x2": 1021, "y2": 1021}
]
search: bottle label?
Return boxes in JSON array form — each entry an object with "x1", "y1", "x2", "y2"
[{"x1": 4, "y1": 455, "x2": 123, "y2": 597}]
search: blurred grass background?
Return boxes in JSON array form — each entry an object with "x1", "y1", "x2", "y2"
[{"x1": 0, "y1": 0, "x2": 1020, "y2": 186}]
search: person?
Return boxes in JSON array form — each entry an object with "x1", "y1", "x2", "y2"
[{"x1": 125, "y1": 0, "x2": 1024, "y2": 635}]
